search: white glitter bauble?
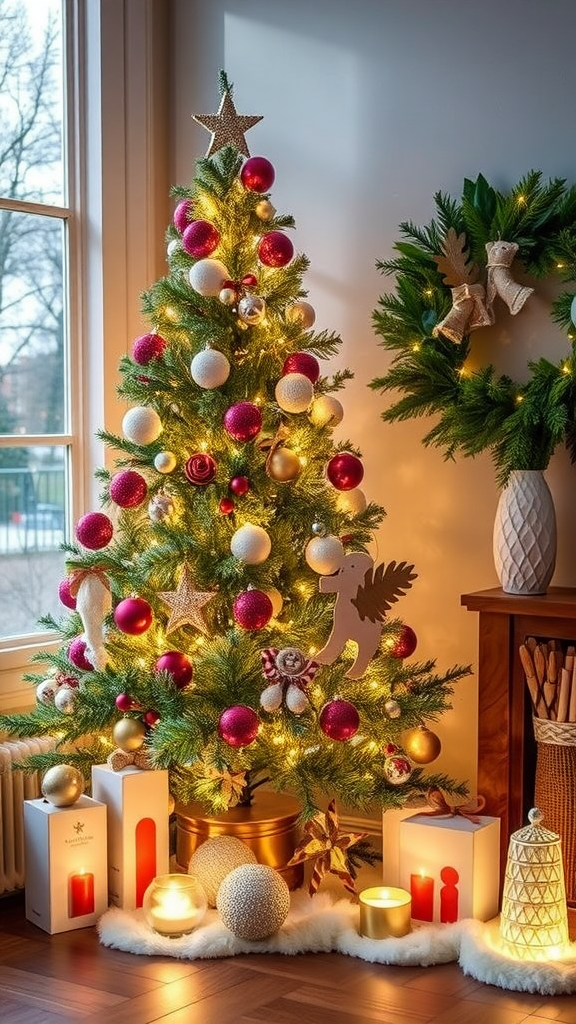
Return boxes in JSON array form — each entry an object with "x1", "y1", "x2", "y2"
[
  {"x1": 188, "y1": 836, "x2": 257, "y2": 907},
  {"x1": 309, "y1": 395, "x2": 344, "y2": 428},
  {"x1": 275, "y1": 373, "x2": 314, "y2": 414},
  {"x1": 264, "y1": 587, "x2": 283, "y2": 617},
  {"x1": 167, "y1": 238, "x2": 180, "y2": 257},
  {"x1": 335, "y1": 487, "x2": 367, "y2": 517},
  {"x1": 305, "y1": 535, "x2": 344, "y2": 575},
  {"x1": 216, "y1": 863, "x2": 290, "y2": 940},
  {"x1": 54, "y1": 686, "x2": 77, "y2": 715},
  {"x1": 230, "y1": 523, "x2": 272, "y2": 564},
  {"x1": 286, "y1": 300, "x2": 316, "y2": 329},
  {"x1": 190, "y1": 348, "x2": 231, "y2": 389},
  {"x1": 122, "y1": 406, "x2": 163, "y2": 445},
  {"x1": 188, "y1": 258, "x2": 230, "y2": 297},
  {"x1": 154, "y1": 451, "x2": 177, "y2": 474},
  {"x1": 36, "y1": 678, "x2": 57, "y2": 704}
]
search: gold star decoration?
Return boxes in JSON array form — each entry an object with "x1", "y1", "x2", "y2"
[
  {"x1": 286, "y1": 799, "x2": 368, "y2": 897},
  {"x1": 193, "y1": 87, "x2": 262, "y2": 157},
  {"x1": 159, "y1": 564, "x2": 216, "y2": 636}
]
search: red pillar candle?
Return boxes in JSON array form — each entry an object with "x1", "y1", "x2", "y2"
[
  {"x1": 69, "y1": 870, "x2": 95, "y2": 918},
  {"x1": 410, "y1": 871, "x2": 434, "y2": 921}
]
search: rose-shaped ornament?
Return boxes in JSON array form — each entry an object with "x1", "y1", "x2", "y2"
[{"x1": 184, "y1": 453, "x2": 218, "y2": 486}]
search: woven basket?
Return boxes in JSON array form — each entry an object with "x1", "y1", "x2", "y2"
[{"x1": 533, "y1": 717, "x2": 576, "y2": 905}]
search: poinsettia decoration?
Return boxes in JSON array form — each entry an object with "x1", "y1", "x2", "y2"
[{"x1": 286, "y1": 799, "x2": 369, "y2": 897}]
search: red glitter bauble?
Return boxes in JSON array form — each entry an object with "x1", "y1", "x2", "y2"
[
  {"x1": 319, "y1": 699, "x2": 360, "y2": 741},
  {"x1": 132, "y1": 332, "x2": 167, "y2": 365},
  {"x1": 233, "y1": 590, "x2": 273, "y2": 630},
  {"x1": 282, "y1": 352, "x2": 320, "y2": 383},
  {"x1": 258, "y1": 231, "x2": 294, "y2": 268},
  {"x1": 110, "y1": 470, "x2": 148, "y2": 508},
  {"x1": 326, "y1": 452, "x2": 364, "y2": 491},
  {"x1": 76, "y1": 511, "x2": 113, "y2": 550},
  {"x1": 389, "y1": 625, "x2": 418, "y2": 659},
  {"x1": 184, "y1": 453, "x2": 218, "y2": 485},
  {"x1": 144, "y1": 709, "x2": 160, "y2": 726},
  {"x1": 115, "y1": 693, "x2": 140, "y2": 712},
  {"x1": 223, "y1": 402, "x2": 262, "y2": 442},
  {"x1": 155, "y1": 650, "x2": 194, "y2": 689},
  {"x1": 240, "y1": 156, "x2": 276, "y2": 193},
  {"x1": 229, "y1": 475, "x2": 250, "y2": 496},
  {"x1": 68, "y1": 637, "x2": 94, "y2": 671},
  {"x1": 58, "y1": 577, "x2": 77, "y2": 610},
  {"x1": 114, "y1": 597, "x2": 153, "y2": 635},
  {"x1": 218, "y1": 704, "x2": 260, "y2": 748},
  {"x1": 182, "y1": 220, "x2": 221, "y2": 258},
  {"x1": 219, "y1": 497, "x2": 235, "y2": 515},
  {"x1": 173, "y1": 198, "x2": 194, "y2": 233}
]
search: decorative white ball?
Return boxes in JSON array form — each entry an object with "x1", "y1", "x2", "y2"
[
  {"x1": 230, "y1": 523, "x2": 272, "y2": 565},
  {"x1": 122, "y1": 406, "x2": 163, "y2": 445},
  {"x1": 309, "y1": 395, "x2": 344, "y2": 428},
  {"x1": 167, "y1": 238, "x2": 180, "y2": 257},
  {"x1": 305, "y1": 535, "x2": 344, "y2": 575},
  {"x1": 264, "y1": 587, "x2": 283, "y2": 617},
  {"x1": 190, "y1": 348, "x2": 231, "y2": 389},
  {"x1": 154, "y1": 451, "x2": 177, "y2": 474},
  {"x1": 286, "y1": 300, "x2": 316, "y2": 329},
  {"x1": 188, "y1": 836, "x2": 257, "y2": 907},
  {"x1": 189, "y1": 258, "x2": 230, "y2": 297},
  {"x1": 54, "y1": 686, "x2": 77, "y2": 715},
  {"x1": 275, "y1": 373, "x2": 314, "y2": 414},
  {"x1": 36, "y1": 678, "x2": 57, "y2": 704},
  {"x1": 216, "y1": 863, "x2": 290, "y2": 940},
  {"x1": 335, "y1": 487, "x2": 368, "y2": 517},
  {"x1": 219, "y1": 287, "x2": 237, "y2": 306}
]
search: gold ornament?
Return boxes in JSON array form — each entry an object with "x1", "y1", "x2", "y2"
[
  {"x1": 403, "y1": 725, "x2": 442, "y2": 764},
  {"x1": 286, "y1": 799, "x2": 368, "y2": 896},
  {"x1": 193, "y1": 87, "x2": 262, "y2": 158},
  {"x1": 159, "y1": 563, "x2": 216, "y2": 636},
  {"x1": 41, "y1": 764, "x2": 85, "y2": 807},
  {"x1": 113, "y1": 717, "x2": 146, "y2": 752},
  {"x1": 267, "y1": 447, "x2": 301, "y2": 482}
]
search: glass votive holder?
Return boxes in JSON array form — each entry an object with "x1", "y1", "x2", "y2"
[
  {"x1": 143, "y1": 873, "x2": 207, "y2": 938},
  {"x1": 359, "y1": 886, "x2": 412, "y2": 939}
]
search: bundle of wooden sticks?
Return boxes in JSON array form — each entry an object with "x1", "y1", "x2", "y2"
[{"x1": 520, "y1": 637, "x2": 576, "y2": 722}]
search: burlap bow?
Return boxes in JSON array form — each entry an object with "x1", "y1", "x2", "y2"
[
  {"x1": 107, "y1": 747, "x2": 151, "y2": 772},
  {"x1": 424, "y1": 787, "x2": 486, "y2": 824},
  {"x1": 432, "y1": 282, "x2": 493, "y2": 343},
  {"x1": 67, "y1": 565, "x2": 111, "y2": 598}
]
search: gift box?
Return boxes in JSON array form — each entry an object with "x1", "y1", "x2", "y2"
[
  {"x1": 91, "y1": 764, "x2": 169, "y2": 910},
  {"x1": 23, "y1": 795, "x2": 108, "y2": 934},
  {"x1": 398, "y1": 812, "x2": 500, "y2": 923}
]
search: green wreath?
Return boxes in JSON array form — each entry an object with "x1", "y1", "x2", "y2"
[{"x1": 370, "y1": 172, "x2": 576, "y2": 485}]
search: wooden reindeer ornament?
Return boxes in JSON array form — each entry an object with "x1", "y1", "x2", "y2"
[
  {"x1": 432, "y1": 227, "x2": 493, "y2": 343},
  {"x1": 315, "y1": 552, "x2": 417, "y2": 679}
]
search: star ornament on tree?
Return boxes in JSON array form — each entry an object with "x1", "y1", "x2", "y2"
[
  {"x1": 159, "y1": 564, "x2": 216, "y2": 636},
  {"x1": 286, "y1": 799, "x2": 368, "y2": 897},
  {"x1": 193, "y1": 76, "x2": 263, "y2": 157}
]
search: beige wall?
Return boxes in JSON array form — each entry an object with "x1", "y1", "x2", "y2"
[{"x1": 169, "y1": 0, "x2": 576, "y2": 794}]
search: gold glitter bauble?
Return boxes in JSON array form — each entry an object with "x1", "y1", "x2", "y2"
[
  {"x1": 113, "y1": 717, "x2": 147, "y2": 752},
  {"x1": 402, "y1": 726, "x2": 442, "y2": 764},
  {"x1": 41, "y1": 764, "x2": 85, "y2": 807},
  {"x1": 267, "y1": 448, "x2": 301, "y2": 482}
]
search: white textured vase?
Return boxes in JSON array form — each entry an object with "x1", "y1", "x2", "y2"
[{"x1": 493, "y1": 470, "x2": 556, "y2": 595}]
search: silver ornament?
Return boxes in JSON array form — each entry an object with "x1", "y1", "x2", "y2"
[
  {"x1": 54, "y1": 686, "x2": 77, "y2": 715},
  {"x1": 311, "y1": 522, "x2": 327, "y2": 537},
  {"x1": 36, "y1": 678, "x2": 57, "y2": 704},
  {"x1": 219, "y1": 287, "x2": 237, "y2": 306},
  {"x1": 238, "y1": 294, "x2": 266, "y2": 325},
  {"x1": 385, "y1": 699, "x2": 401, "y2": 719},
  {"x1": 148, "y1": 493, "x2": 175, "y2": 523}
]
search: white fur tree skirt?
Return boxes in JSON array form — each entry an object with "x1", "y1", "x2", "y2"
[{"x1": 97, "y1": 891, "x2": 576, "y2": 995}]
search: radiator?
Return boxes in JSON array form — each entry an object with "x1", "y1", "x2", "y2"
[{"x1": 0, "y1": 736, "x2": 56, "y2": 895}]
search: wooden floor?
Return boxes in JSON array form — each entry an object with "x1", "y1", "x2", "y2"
[{"x1": 2, "y1": 894, "x2": 576, "y2": 1024}]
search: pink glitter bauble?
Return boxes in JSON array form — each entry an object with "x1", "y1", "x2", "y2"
[
  {"x1": 326, "y1": 452, "x2": 364, "y2": 491},
  {"x1": 258, "y1": 231, "x2": 294, "y2": 268},
  {"x1": 282, "y1": 352, "x2": 320, "y2": 383},
  {"x1": 68, "y1": 637, "x2": 94, "y2": 672},
  {"x1": 233, "y1": 590, "x2": 273, "y2": 631},
  {"x1": 155, "y1": 650, "x2": 194, "y2": 689},
  {"x1": 319, "y1": 699, "x2": 360, "y2": 741},
  {"x1": 76, "y1": 511, "x2": 113, "y2": 550},
  {"x1": 58, "y1": 577, "x2": 77, "y2": 610},
  {"x1": 389, "y1": 625, "x2": 418, "y2": 659},
  {"x1": 182, "y1": 220, "x2": 220, "y2": 258},
  {"x1": 218, "y1": 705, "x2": 260, "y2": 748},
  {"x1": 223, "y1": 402, "x2": 262, "y2": 442},
  {"x1": 110, "y1": 470, "x2": 148, "y2": 508},
  {"x1": 173, "y1": 198, "x2": 194, "y2": 234},
  {"x1": 132, "y1": 332, "x2": 167, "y2": 365},
  {"x1": 114, "y1": 597, "x2": 153, "y2": 635},
  {"x1": 240, "y1": 156, "x2": 276, "y2": 193}
]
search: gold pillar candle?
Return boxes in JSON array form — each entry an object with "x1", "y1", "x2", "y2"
[{"x1": 359, "y1": 886, "x2": 412, "y2": 939}]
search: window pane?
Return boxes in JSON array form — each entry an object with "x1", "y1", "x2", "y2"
[
  {"x1": 0, "y1": 210, "x2": 66, "y2": 436},
  {"x1": 0, "y1": 0, "x2": 64, "y2": 205},
  {"x1": 0, "y1": 446, "x2": 67, "y2": 639}
]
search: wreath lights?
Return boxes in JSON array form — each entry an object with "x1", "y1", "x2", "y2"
[{"x1": 370, "y1": 172, "x2": 576, "y2": 485}]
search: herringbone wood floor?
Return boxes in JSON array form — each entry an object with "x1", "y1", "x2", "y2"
[{"x1": 1, "y1": 895, "x2": 576, "y2": 1024}]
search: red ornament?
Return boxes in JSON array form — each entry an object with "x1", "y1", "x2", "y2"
[
  {"x1": 326, "y1": 452, "x2": 364, "y2": 491},
  {"x1": 184, "y1": 453, "x2": 218, "y2": 485},
  {"x1": 58, "y1": 577, "x2": 77, "y2": 610},
  {"x1": 218, "y1": 705, "x2": 260, "y2": 748},
  {"x1": 258, "y1": 231, "x2": 294, "y2": 268},
  {"x1": 173, "y1": 198, "x2": 194, "y2": 234},
  {"x1": 144, "y1": 709, "x2": 160, "y2": 726},
  {"x1": 282, "y1": 352, "x2": 320, "y2": 383},
  {"x1": 219, "y1": 497, "x2": 235, "y2": 515},
  {"x1": 240, "y1": 156, "x2": 276, "y2": 193},
  {"x1": 68, "y1": 637, "x2": 94, "y2": 671},
  {"x1": 182, "y1": 220, "x2": 220, "y2": 258},
  {"x1": 389, "y1": 625, "x2": 418, "y2": 659},
  {"x1": 319, "y1": 699, "x2": 360, "y2": 741},
  {"x1": 132, "y1": 332, "x2": 167, "y2": 365},
  {"x1": 76, "y1": 511, "x2": 113, "y2": 550},
  {"x1": 114, "y1": 596, "x2": 153, "y2": 635},
  {"x1": 233, "y1": 590, "x2": 273, "y2": 630},
  {"x1": 110, "y1": 470, "x2": 148, "y2": 508},
  {"x1": 115, "y1": 693, "x2": 141, "y2": 712},
  {"x1": 155, "y1": 650, "x2": 194, "y2": 689},
  {"x1": 242, "y1": 273, "x2": 258, "y2": 288},
  {"x1": 223, "y1": 402, "x2": 262, "y2": 442},
  {"x1": 229, "y1": 475, "x2": 250, "y2": 496}
]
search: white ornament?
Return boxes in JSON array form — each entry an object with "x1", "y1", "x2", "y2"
[
  {"x1": 188, "y1": 258, "x2": 230, "y2": 297},
  {"x1": 148, "y1": 493, "x2": 175, "y2": 523},
  {"x1": 335, "y1": 487, "x2": 367, "y2": 517},
  {"x1": 190, "y1": 348, "x2": 231, "y2": 389},
  {"x1": 255, "y1": 199, "x2": 276, "y2": 221},
  {"x1": 188, "y1": 836, "x2": 257, "y2": 907},
  {"x1": 230, "y1": 523, "x2": 272, "y2": 564},
  {"x1": 305, "y1": 535, "x2": 344, "y2": 575},
  {"x1": 260, "y1": 683, "x2": 283, "y2": 712},
  {"x1": 286, "y1": 686, "x2": 309, "y2": 715},
  {"x1": 219, "y1": 287, "x2": 237, "y2": 306},
  {"x1": 286, "y1": 300, "x2": 316, "y2": 328},
  {"x1": 265, "y1": 587, "x2": 283, "y2": 617},
  {"x1": 154, "y1": 451, "x2": 177, "y2": 474},
  {"x1": 122, "y1": 406, "x2": 163, "y2": 445},
  {"x1": 238, "y1": 295, "x2": 266, "y2": 325},
  {"x1": 275, "y1": 372, "x2": 314, "y2": 414},
  {"x1": 167, "y1": 238, "x2": 180, "y2": 257},
  {"x1": 54, "y1": 686, "x2": 77, "y2": 715},
  {"x1": 36, "y1": 678, "x2": 57, "y2": 704},
  {"x1": 309, "y1": 395, "x2": 344, "y2": 428},
  {"x1": 216, "y1": 863, "x2": 290, "y2": 940},
  {"x1": 75, "y1": 571, "x2": 112, "y2": 671}
]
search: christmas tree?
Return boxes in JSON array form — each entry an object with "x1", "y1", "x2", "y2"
[{"x1": 1, "y1": 76, "x2": 470, "y2": 824}]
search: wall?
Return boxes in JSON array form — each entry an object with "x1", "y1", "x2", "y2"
[{"x1": 169, "y1": 0, "x2": 576, "y2": 799}]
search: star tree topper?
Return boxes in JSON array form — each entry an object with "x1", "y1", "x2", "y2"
[
  {"x1": 193, "y1": 71, "x2": 262, "y2": 157},
  {"x1": 286, "y1": 799, "x2": 368, "y2": 897},
  {"x1": 159, "y1": 564, "x2": 216, "y2": 636}
]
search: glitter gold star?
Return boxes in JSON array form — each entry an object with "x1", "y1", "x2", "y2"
[
  {"x1": 159, "y1": 564, "x2": 216, "y2": 636},
  {"x1": 193, "y1": 88, "x2": 262, "y2": 157}
]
